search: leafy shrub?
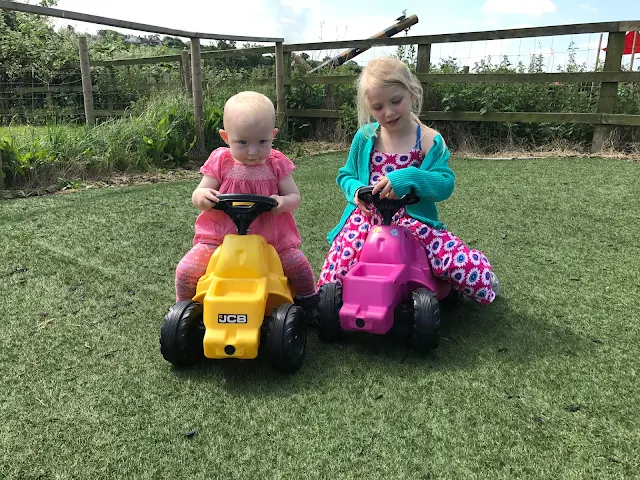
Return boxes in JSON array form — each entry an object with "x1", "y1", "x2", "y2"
[{"x1": 1, "y1": 137, "x2": 23, "y2": 186}]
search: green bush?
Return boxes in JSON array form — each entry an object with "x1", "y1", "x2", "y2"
[{"x1": 1, "y1": 136, "x2": 23, "y2": 186}]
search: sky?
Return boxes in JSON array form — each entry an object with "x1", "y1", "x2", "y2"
[{"x1": 51, "y1": 0, "x2": 640, "y2": 71}]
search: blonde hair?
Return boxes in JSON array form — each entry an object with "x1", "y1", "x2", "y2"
[
  {"x1": 223, "y1": 91, "x2": 275, "y2": 129},
  {"x1": 357, "y1": 57, "x2": 424, "y2": 138}
]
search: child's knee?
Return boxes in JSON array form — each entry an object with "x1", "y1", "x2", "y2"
[
  {"x1": 175, "y1": 262, "x2": 193, "y2": 287},
  {"x1": 279, "y1": 248, "x2": 315, "y2": 295}
]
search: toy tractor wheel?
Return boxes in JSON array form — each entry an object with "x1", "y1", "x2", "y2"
[
  {"x1": 317, "y1": 283, "x2": 343, "y2": 342},
  {"x1": 160, "y1": 300, "x2": 204, "y2": 367},
  {"x1": 411, "y1": 288, "x2": 441, "y2": 354},
  {"x1": 265, "y1": 304, "x2": 307, "y2": 372}
]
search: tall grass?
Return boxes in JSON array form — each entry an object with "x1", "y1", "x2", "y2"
[
  {"x1": 2, "y1": 93, "x2": 205, "y2": 188},
  {"x1": 0, "y1": 80, "x2": 285, "y2": 189}
]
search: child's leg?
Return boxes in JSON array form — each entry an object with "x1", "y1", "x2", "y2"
[
  {"x1": 318, "y1": 211, "x2": 375, "y2": 287},
  {"x1": 175, "y1": 243, "x2": 219, "y2": 302},
  {"x1": 427, "y1": 231, "x2": 496, "y2": 304},
  {"x1": 279, "y1": 247, "x2": 316, "y2": 297},
  {"x1": 279, "y1": 247, "x2": 318, "y2": 324},
  {"x1": 396, "y1": 218, "x2": 496, "y2": 304}
]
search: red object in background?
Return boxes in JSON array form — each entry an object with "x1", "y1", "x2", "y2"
[
  {"x1": 623, "y1": 31, "x2": 640, "y2": 54},
  {"x1": 603, "y1": 31, "x2": 640, "y2": 54}
]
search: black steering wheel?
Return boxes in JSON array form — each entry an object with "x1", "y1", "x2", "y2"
[
  {"x1": 213, "y1": 194, "x2": 277, "y2": 235},
  {"x1": 357, "y1": 185, "x2": 419, "y2": 226}
]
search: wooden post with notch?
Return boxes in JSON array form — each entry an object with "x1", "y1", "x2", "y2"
[
  {"x1": 284, "y1": 51, "x2": 291, "y2": 106},
  {"x1": 190, "y1": 38, "x2": 205, "y2": 155},
  {"x1": 275, "y1": 42, "x2": 286, "y2": 133},
  {"x1": 416, "y1": 43, "x2": 431, "y2": 120},
  {"x1": 591, "y1": 31, "x2": 625, "y2": 152},
  {"x1": 181, "y1": 50, "x2": 192, "y2": 96},
  {"x1": 78, "y1": 36, "x2": 95, "y2": 127}
]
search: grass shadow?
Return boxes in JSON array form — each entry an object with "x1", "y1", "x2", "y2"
[
  {"x1": 169, "y1": 293, "x2": 592, "y2": 399},
  {"x1": 310, "y1": 295, "x2": 592, "y2": 373},
  {"x1": 168, "y1": 336, "x2": 332, "y2": 397}
]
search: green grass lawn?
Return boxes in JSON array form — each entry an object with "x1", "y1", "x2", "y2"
[{"x1": 1, "y1": 154, "x2": 639, "y2": 479}]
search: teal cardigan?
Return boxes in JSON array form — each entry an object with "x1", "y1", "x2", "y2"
[{"x1": 327, "y1": 123, "x2": 455, "y2": 243}]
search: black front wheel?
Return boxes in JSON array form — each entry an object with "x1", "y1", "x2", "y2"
[
  {"x1": 317, "y1": 283, "x2": 343, "y2": 342},
  {"x1": 265, "y1": 304, "x2": 307, "y2": 372},
  {"x1": 160, "y1": 300, "x2": 204, "y2": 367},
  {"x1": 411, "y1": 289, "x2": 441, "y2": 354}
]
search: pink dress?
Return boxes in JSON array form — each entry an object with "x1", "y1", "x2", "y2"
[{"x1": 193, "y1": 147, "x2": 302, "y2": 252}]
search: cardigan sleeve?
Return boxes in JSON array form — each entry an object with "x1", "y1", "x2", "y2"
[{"x1": 336, "y1": 128, "x2": 368, "y2": 204}]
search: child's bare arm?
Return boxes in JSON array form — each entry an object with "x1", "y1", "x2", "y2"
[
  {"x1": 192, "y1": 175, "x2": 221, "y2": 211},
  {"x1": 271, "y1": 173, "x2": 301, "y2": 215}
]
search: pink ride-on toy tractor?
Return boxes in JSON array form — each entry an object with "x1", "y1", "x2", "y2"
[{"x1": 317, "y1": 186, "x2": 452, "y2": 353}]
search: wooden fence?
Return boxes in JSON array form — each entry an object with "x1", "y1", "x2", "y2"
[
  {"x1": 1, "y1": 0, "x2": 639, "y2": 153},
  {"x1": 37, "y1": 22, "x2": 640, "y2": 151},
  {"x1": 276, "y1": 21, "x2": 640, "y2": 153},
  {"x1": 77, "y1": 20, "x2": 640, "y2": 152}
]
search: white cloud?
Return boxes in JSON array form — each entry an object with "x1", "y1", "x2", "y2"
[
  {"x1": 580, "y1": 4, "x2": 599, "y2": 12},
  {"x1": 482, "y1": 0, "x2": 556, "y2": 16},
  {"x1": 280, "y1": 0, "x2": 317, "y2": 15},
  {"x1": 53, "y1": 0, "x2": 310, "y2": 44},
  {"x1": 485, "y1": 17, "x2": 501, "y2": 29}
]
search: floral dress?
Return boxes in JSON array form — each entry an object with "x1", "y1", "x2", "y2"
[{"x1": 318, "y1": 141, "x2": 496, "y2": 304}]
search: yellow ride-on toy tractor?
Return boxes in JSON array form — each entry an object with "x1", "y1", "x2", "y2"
[{"x1": 160, "y1": 194, "x2": 307, "y2": 372}]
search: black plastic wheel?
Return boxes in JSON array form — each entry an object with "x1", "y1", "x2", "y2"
[
  {"x1": 317, "y1": 283, "x2": 343, "y2": 342},
  {"x1": 411, "y1": 288, "x2": 441, "y2": 354},
  {"x1": 391, "y1": 300, "x2": 414, "y2": 338},
  {"x1": 265, "y1": 303, "x2": 307, "y2": 372},
  {"x1": 160, "y1": 300, "x2": 204, "y2": 367}
]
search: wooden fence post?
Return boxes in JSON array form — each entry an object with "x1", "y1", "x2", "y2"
[
  {"x1": 284, "y1": 51, "x2": 291, "y2": 102},
  {"x1": 181, "y1": 50, "x2": 192, "y2": 96},
  {"x1": 417, "y1": 43, "x2": 431, "y2": 117},
  {"x1": 107, "y1": 67, "x2": 115, "y2": 113},
  {"x1": 190, "y1": 38, "x2": 205, "y2": 156},
  {"x1": 591, "y1": 31, "x2": 625, "y2": 152},
  {"x1": 77, "y1": 36, "x2": 95, "y2": 127},
  {"x1": 275, "y1": 42, "x2": 286, "y2": 133}
]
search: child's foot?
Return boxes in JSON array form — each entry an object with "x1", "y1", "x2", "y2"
[
  {"x1": 295, "y1": 294, "x2": 319, "y2": 326},
  {"x1": 490, "y1": 272, "x2": 500, "y2": 297}
]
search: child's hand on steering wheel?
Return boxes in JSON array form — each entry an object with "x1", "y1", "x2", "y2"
[
  {"x1": 354, "y1": 188, "x2": 372, "y2": 216},
  {"x1": 270, "y1": 194, "x2": 286, "y2": 215},
  {"x1": 372, "y1": 177, "x2": 397, "y2": 200},
  {"x1": 194, "y1": 188, "x2": 220, "y2": 210}
]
